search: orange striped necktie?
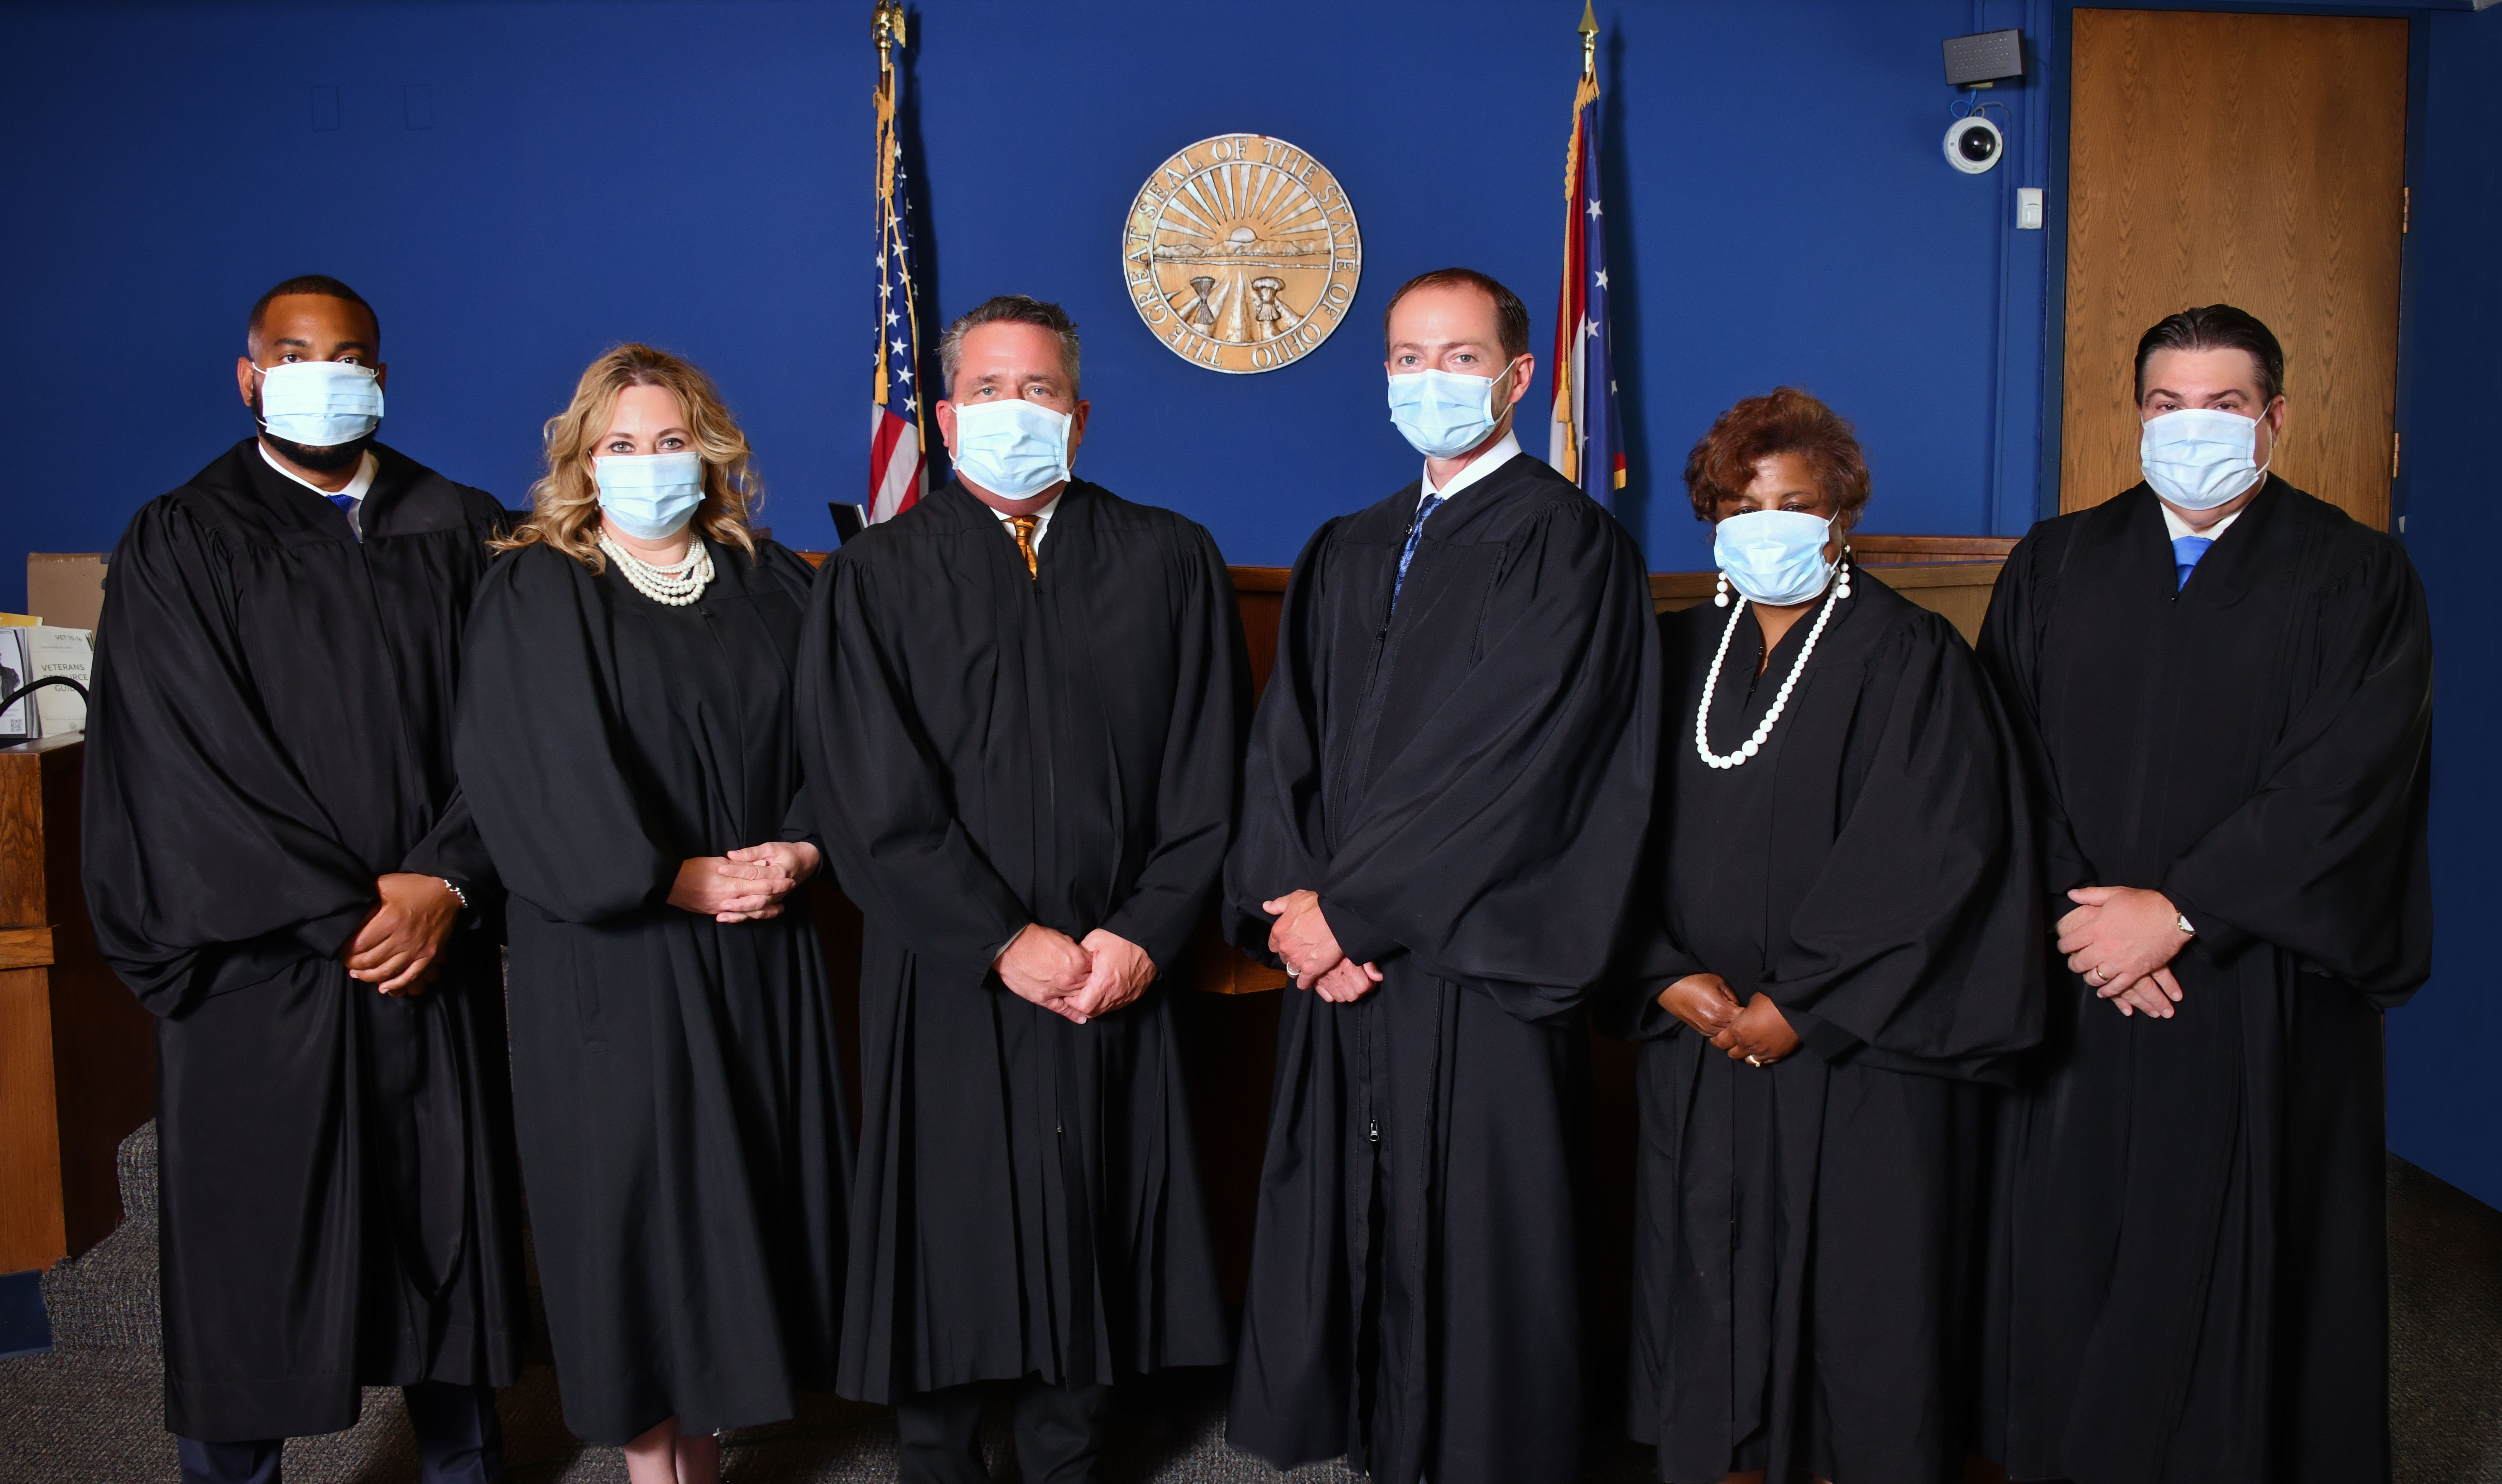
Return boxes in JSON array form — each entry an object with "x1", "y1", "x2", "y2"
[{"x1": 1005, "y1": 515, "x2": 1040, "y2": 579}]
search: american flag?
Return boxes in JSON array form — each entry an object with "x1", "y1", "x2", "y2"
[
  {"x1": 1550, "y1": 10, "x2": 1625, "y2": 510},
  {"x1": 868, "y1": 2, "x2": 927, "y2": 525}
]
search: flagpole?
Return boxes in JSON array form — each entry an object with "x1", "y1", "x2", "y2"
[
  {"x1": 1553, "y1": 4, "x2": 1601, "y2": 484},
  {"x1": 872, "y1": 1, "x2": 903, "y2": 410}
]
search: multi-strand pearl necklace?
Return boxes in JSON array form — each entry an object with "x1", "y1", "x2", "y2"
[
  {"x1": 1694, "y1": 556, "x2": 1852, "y2": 770},
  {"x1": 597, "y1": 529, "x2": 714, "y2": 606}
]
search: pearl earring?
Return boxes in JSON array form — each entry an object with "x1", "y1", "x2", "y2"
[{"x1": 1713, "y1": 570, "x2": 1730, "y2": 608}]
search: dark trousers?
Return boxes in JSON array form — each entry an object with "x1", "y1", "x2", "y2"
[
  {"x1": 177, "y1": 1381, "x2": 503, "y2": 1484},
  {"x1": 897, "y1": 1379, "x2": 1111, "y2": 1484}
]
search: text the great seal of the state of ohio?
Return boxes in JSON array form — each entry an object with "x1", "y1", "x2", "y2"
[{"x1": 1123, "y1": 134, "x2": 1361, "y2": 374}]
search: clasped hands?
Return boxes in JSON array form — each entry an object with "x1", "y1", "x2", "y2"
[
  {"x1": 342, "y1": 872, "x2": 463, "y2": 997},
  {"x1": 2056, "y1": 885, "x2": 2190, "y2": 1019},
  {"x1": 993, "y1": 924, "x2": 1156, "y2": 1025},
  {"x1": 1656, "y1": 973, "x2": 1800, "y2": 1065},
  {"x1": 1263, "y1": 889, "x2": 1383, "y2": 1003},
  {"x1": 669, "y1": 840, "x2": 822, "y2": 923}
]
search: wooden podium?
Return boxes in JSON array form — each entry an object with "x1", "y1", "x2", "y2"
[{"x1": 0, "y1": 737, "x2": 154, "y2": 1273}]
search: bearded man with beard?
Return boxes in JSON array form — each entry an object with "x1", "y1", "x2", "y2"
[{"x1": 82, "y1": 275, "x2": 527, "y2": 1484}]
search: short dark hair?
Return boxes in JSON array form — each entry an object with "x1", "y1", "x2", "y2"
[
  {"x1": 938, "y1": 294, "x2": 1082, "y2": 396},
  {"x1": 1682, "y1": 386, "x2": 1873, "y2": 531},
  {"x1": 1382, "y1": 268, "x2": 1531, "y2": 362},
  {"x1": 248, "y1": 274, "x2": 379, "y2": 342},
  {"x1": 2134, "y1": 303, "x2": 2284, "y2": 405}
]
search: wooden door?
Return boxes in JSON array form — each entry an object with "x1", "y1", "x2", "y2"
[{"x1": 2062, "y1": 10, "x2": 2409, "y2": 527}]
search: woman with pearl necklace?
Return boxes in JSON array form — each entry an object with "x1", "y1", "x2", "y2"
[{"x1": 1606, "y1": 387, "x2": 2042, "y2": 1484}]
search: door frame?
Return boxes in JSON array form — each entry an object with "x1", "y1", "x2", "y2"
[{"x1": 2035, "y1": 1, "x2": 2435, "y2": 530}]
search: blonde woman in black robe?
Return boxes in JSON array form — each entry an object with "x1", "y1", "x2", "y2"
[
  {"x1": 1612, "y1": 388, "x2": 2042, "y2": 1484},
  {"x1": 453, "y1": 345, "x2": 848, "y2": 1484}
]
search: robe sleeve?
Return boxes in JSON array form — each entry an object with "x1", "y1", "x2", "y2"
[
  {"x1": 451, "y1": 550, "x2": 680, "y2": 923},
  {"x1": 1223, "y1": 519, "x2": 1343, "y2": 963},
  {"x1": 1977, "y1": 526, "x2": 2099, "y2": 910},
  {"x1": 800, "y1": 548, "x2": 1031, "y2": 982},
  {"x1": 757, "y1": 543, "x2": 832, "y2": 861},
  {"x1": 1098, "y1": 525, "x2": 1251, "y2": 972},
  {"x1": 1242, "y1": 500, "x2": 1662, "y2": 1024},
  {"x1": 1761, "y1": 616, "x2": 2045, "y2": 1078},
  {"x1": 81, "y1": 499, "x2": 376, "y2": 1016},
  {"x1": 2158, "y1": 539, "x2": 2433, "y2": 1005}
]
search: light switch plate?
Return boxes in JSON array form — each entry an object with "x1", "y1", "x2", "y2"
[{"x1": 2017, "y1": 187, "x2": 2045, "y2": 230}]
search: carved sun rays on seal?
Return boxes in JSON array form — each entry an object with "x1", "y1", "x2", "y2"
[{"x1": 1125, "y1": 135, "x2": 1361, "y2": 374}]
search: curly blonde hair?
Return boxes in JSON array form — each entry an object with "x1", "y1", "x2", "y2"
[{"x1": 494, "y1": 343, "x2": 760, "y2": 568}]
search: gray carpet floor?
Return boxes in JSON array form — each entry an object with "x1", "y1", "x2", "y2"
[{"x1": 6, "y1": 1124, "x2": 2497, "y2": 1483}]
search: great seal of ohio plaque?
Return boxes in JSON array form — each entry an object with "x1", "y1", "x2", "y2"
[{"x1": 1123, "y1": 134, "x2": 1362, "y2": 374}]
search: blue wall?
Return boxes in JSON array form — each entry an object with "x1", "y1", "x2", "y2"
[
  {"x1": 1, "y1": 0, "x2": 2492, "y2": 1203},
  {"x1": 0, "y1": 0, "x2": 2051, "y2": 590},
  {"x1": 2383, "y1": 7, "x2": 2501, "y2": 1210}
]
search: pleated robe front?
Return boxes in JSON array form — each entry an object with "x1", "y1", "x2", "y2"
[
  {"x1": 452, "y1": 537, "x2": 851, "y2": 1445},
  {"x1": 1974, "y1": 480, "x2": 2433, "y2": 1484},
  {"x1": 798, "y1": 479, "x2": 1244, "y2": 1404},
  {"x1": 1610, "y1": 577, "x2": 2041, "y2": 1484},
  {"x1": 81, "y1": 439, "x2": 528, "y2": 1442},
  {"x1": 1223, "y1": 454, "x2": 1661, "y2": 1484}
]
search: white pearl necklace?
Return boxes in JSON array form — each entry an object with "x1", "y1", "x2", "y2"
[
  {"x1": 597, "y1": 530, "x2": 713, "y2": 606},
  {"x1": 1695, "y1": 559, "x2": 1852, "y2": 770}
]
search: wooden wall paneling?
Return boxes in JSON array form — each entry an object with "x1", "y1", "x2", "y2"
[
  {"x1": 2062, "y1": 10, "x2": 2409, "y2": 527},
  {"x1": 0, "y1": 739, "x2": 155, "y2": 1270},
  {"x1": 37, "y1": 742, "x2": 154, "y2": 1256},
  {"x1": 1654, "y1": 562, "x2": 2005, "y2": 648},
  {"x1": 0, "y1": 965, "x2": 67, "y2": 1271}
]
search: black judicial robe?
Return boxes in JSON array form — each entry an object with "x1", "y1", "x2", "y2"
[
  {"x1": 452, "y1": 537, "x2": 850, "y2": 1444},
  {"x1": 1223, "y1": 454, "x2": 1660, "y2": 1484},
  {"x1": 1974, "y1": 478, "x2": 2433, "y2": 1484},
  {"x1": 81, "y1": 439, "x2": 527, "y2": 1442},
  {"x1": 798, "y1": 478, "x2": 1243, "y2": 1403},
  {"x1": 1609, "y1": 577, "x2": 2041, "y2": 1484}
]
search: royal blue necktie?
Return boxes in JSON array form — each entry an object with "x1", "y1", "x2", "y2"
[
  {"x1": 2172, "y1": 534, "x2": 2213, "y2": 591},
  {"x1": 1393, "y1": 494, "x2": 1445, "y2": 610}
]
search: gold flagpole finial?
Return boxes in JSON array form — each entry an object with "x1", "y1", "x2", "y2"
[
  {"x1": 1578, "y1": 0, "x2": 1598, "y2": 76},
  {"x1": 873, "y1": 0, "x2": 905, "y2": 71}
]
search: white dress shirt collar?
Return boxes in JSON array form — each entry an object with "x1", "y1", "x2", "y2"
[
  {"x1": 260, "y1": 442, "x2": 380, "y2": 538},
  {"x1": 2159, "y1": 498, "x2": 2243, "y2": 544},
  {"x1": 1420, "y1": 428, "x2": 1522, "y2": 508},
  {"x1": 988, "y1": 488, "x2": 1065, "y2": 553}
]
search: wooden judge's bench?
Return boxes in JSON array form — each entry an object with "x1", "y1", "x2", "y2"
[{"x1": 0, "y1": 538, "x2": 2007, "y2": 1287}]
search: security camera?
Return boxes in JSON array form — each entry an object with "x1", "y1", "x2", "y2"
[{"x1": 1945, "y1": 116, "x2": 2003, "y2": 174}]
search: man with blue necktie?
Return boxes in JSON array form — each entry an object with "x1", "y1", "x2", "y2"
[
  {"x1": 1975, "y1": 305, "x2": 2434, "y2": 1484},
  {"x1": 83, "y1": 276, "x2": 526, "y2": 1484},
  {"x1": 1221, "y1": 269, "x2": 1660, "y2": 1484}
]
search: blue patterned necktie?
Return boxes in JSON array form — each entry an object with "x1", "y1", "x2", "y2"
[
  {"x1": 329, "y1": 493, "x2": 361, "y2": 542},
  {"x1": 1393, "y1": 494, "x2": 1445, "y2": 610},
  {"x1": 2172, "y1": 534, "x2": 2213, "y2": 591}
]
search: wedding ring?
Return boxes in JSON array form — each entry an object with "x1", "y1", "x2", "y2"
[{"x1": 1746, "y1": 1054, "x2": 1762, "y2": 1067}]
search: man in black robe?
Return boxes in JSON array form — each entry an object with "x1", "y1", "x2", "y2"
[
  {"x1": 83, "y1": 276, "x2": 526, "y2": 1484},
  {"x1": 800, "y1": 294, "x2": 1244, "y2": 1484},
  {"x1": 1223, "y1": 268, "x2": 1660, "y2": 1484},
  {"x1": 1976, "y1": 304, "x2": 2433, "y2": 1484}
]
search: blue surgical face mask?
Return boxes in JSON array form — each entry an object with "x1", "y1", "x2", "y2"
[
  {"x1": 1387, "y1": 364, "x2": 1516, "y2": 460},
  {"x1": 950, "y1": 398, "x2": 1072, "y2": 500},
  {"x1": 595, "y1": 451, "x2": 706, "y2": 540},
  {"x1": 253, "y1": 360, "x2": 384, "y2": 447},
  {"x1": 1714, "y1": 509, "x2": 1837, "y2": 606},
  {"x1": 2140, "y1": 406, "x2": 2272, "y2": 511}
]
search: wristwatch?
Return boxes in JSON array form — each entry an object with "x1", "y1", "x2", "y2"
[{"x1": 2175, "y1": 911, "x2": 2196, "y2": 937}]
